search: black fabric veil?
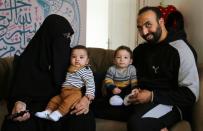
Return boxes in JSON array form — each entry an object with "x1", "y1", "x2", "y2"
[{"x1": 8, "y1": 14, "x2": 74, "y2": 112}]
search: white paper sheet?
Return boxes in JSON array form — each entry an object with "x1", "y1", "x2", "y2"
[{"x1": 142, "y1": 104, "x2": 173, "y2": 118}]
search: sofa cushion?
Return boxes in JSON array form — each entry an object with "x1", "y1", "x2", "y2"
[
  {"x1": 91, "y1": 98, "x2": 132, "y2": 122},
  {"x1": 96, "y1": 119, "x2": 191, "y2": 131}
]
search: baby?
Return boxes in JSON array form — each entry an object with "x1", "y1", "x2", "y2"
[
  {"x1": 104, "y1": 45, "x2": 137, "y2": 106},
  {"x1": 35, "y1": 45, "x2": 95, "y2": 121}
]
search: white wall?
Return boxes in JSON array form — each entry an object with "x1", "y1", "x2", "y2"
[
  {"x1": 108, "y1": 0, "x2": 137, "y2": 50},
  {"x1": 86, "y1": 0, "x2": 109, "y2": 48},
  {"x1": 86, "y1": 0, "x2": 137, "y2": 50},
  {"x1": 183, "y1": 1, "x2": 203, "y2": 64}
]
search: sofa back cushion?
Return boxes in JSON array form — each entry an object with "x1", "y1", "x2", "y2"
[
  {"x1": 87, "y1": 48, "x2": 114, "y2": 73},
  {"x1": 87, "y1": 48, "x2": 114, "y2": 98},
  {"x1": 0, "y1": 57, "x2": 13, "y2": 100}
]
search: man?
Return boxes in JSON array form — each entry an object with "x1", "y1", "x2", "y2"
[{"x1": 127, "y1": 6, "x2": 199, "y2": 131}]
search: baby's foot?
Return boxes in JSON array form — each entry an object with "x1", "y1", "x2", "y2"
[
  {"x1": 49, "y1": 110, "x2": 62, "y2": 122},
  {"x1": 109, "y1": 95, "x2": 123, "y2": 106},
  {"x1": 35, "y1": 110, "x2": 51, "y2": 120}
]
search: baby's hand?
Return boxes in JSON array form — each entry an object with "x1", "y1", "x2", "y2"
[{"x1": 112, "y1": 87, "x2": 121, "y2": 94}]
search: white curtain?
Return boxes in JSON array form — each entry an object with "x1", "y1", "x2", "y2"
[{"x1": 136, "y1": 0, "x2": 150, "y2": 45}]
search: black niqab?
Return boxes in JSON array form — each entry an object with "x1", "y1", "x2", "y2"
[{"x1": 8, "y1": 14, "x2": 74, "y2": 112}]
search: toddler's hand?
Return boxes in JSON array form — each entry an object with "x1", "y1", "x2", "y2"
[{"x1": 112, "y1": 87, "x2": 121, "y2": 94}]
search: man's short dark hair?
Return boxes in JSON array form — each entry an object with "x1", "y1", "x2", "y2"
[{"x1": 138, "y1": 6, "x2": 163, "y2": 20}]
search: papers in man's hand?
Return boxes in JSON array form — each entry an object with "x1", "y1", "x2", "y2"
[{"x1": 142, "y1": 104, "x2": 173, "y2": 118}]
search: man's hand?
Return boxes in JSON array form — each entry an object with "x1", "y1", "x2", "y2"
[
  {"x1": 11, "y1": 101, "x2": 30, "y2": 121},
  {"x1": 70, "y1": 96, "x2": 90, "y2": 115},
  {"x1": 128, "y1": 89, "x2": 152, "y2": 104},
  {"x1": 160, "y1": 127, "x2": 168, "y2": 131}
]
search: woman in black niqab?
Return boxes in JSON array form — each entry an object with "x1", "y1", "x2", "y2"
[{"x1": 1, "y1": 14, "x2": 95, "y2": 131}]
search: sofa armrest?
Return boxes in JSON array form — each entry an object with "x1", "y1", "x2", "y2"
[
  {"x1": 0, "y1": 57, "x2": 14, "y2": 99},
  {"x1": 96, "y1": 118, "x2": 126, "y2": 131},
  {"x1": 170, "y1": 120, "x2": 191, "y2": 131},
  {"x1": 192, "y1": 64, "x2": 203, "y2": 131},
  {"x1": 0, "y1": 100, "x2": 8, "y2": 128}
]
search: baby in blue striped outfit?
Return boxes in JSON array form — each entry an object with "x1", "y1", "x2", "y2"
[{"x1": 35, "y1": 45, "x2": 95, "y2": 121}]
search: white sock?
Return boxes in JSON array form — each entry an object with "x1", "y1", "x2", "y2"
[
  {"x1": 49, "y1": 110, "x2": 62, "y2": 122},
  {"x1": 109, "y1": 95, "x2": 123, "y2": 106},
  {"x1": 35, "y1": 110, "x2": 51, "y2": 119}
]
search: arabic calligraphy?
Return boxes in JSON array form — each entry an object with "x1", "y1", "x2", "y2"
[{"x1": 0, "y1": 0, "x2": 80, "y2": 57}]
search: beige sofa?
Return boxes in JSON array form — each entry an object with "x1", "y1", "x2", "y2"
[{"x1": 0, "y1": 47, "x2": 202, "y2": 131}]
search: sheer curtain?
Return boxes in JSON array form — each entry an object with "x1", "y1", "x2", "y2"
[{"x1": 136, "y1": 0, "x2": 149, "y2": 45}]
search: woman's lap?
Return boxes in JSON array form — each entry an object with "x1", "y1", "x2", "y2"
[
  {"x1": 1, "y1": 111, "x2": 95, "y2": 131},
  {"x1": 61, "y1": 111, "x2": 96, "y2": 131}
]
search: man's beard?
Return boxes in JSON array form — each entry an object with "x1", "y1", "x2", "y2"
[{"x1": 143, "y1": 25, "x2": 162, "y2": 44}]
